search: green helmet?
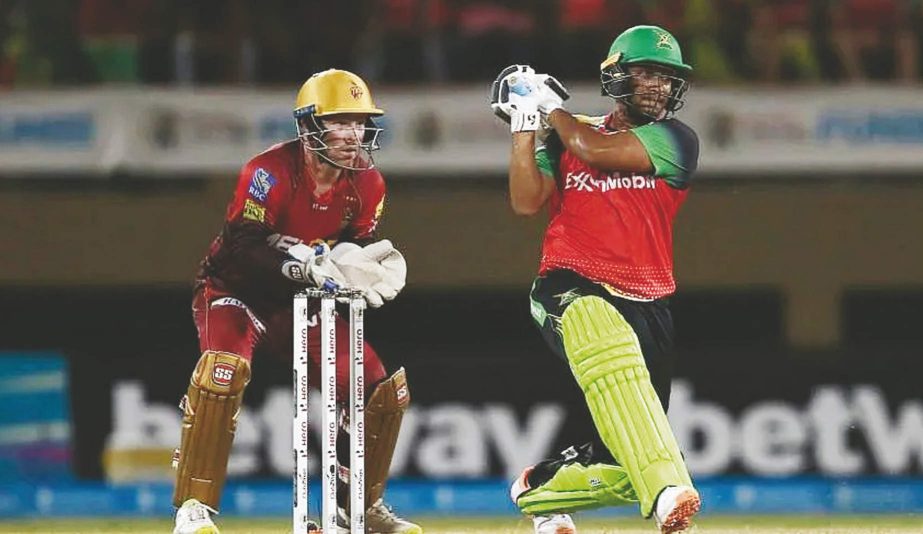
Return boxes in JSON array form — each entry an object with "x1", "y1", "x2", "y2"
[
  {"x1": 600, "y1": 25, "x2": 692, "y2": 120},
  {"x1": 604, "y1": 25, "x2": 692, "y2": 73}
]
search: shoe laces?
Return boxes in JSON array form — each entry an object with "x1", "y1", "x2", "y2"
[
  {"x1": 367, "y1": 498, "x2": 404, "y2": 522},
  {"x1": 187, "y1": 501, "x2": 217, "y2": 522},
  {"x1": 537, "y1": 514, "x2": 569, "y2": 525}
]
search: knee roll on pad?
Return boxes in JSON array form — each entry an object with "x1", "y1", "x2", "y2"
[
  {"x1": 561, "y1": 296, "x2": 691, "y2": 517},
  {"x1": 172, "y1": 351, "x2": 251, "y2": 509}
]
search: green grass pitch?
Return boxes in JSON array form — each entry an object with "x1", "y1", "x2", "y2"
[{"x1": 1, "y1": 515, "x2": 922, "y2": 533}]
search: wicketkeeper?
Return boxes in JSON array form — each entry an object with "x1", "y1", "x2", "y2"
[
  {"x1": 491, "y1": 25, "x2": 701, "y2": 534},
  {"x1": 171, "y1": 69, "x2": 421, "y2": 534}
]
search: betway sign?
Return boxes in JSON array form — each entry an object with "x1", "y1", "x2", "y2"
[
  {"x1": 106, "y1": 382, "x2": 566, "y2": 480},
  {"x1": 670, "y1": 382, "x2": 923, "y2": 475},
  {"x1": 106, "y1": 380, "x2": 923, "y2": 479}
]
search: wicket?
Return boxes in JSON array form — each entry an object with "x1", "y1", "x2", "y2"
[{"x1": 293, "y1": 288, "x2": 366, "y2": 534}]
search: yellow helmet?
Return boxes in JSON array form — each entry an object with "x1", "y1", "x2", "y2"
[
  {"x1": 293, "y1": 69, "x2": 384, "y2": 171},
  {"x1": 293, "y1": 69, "x2": 383, "y2": 118}
]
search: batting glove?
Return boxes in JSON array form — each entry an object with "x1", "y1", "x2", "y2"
[
  {"x1": 534, "y1": 74, "x2": 570, "y2": 115},
  {"x1": 490, "y1": 65, "x2": 541, "y2": 133}
]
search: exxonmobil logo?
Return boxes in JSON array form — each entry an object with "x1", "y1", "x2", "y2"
[{"x1": 565, "y1": 171, "x2": 656, "y2": 192}]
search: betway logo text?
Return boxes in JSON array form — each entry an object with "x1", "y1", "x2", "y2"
[
  {"x1": 106, "y1": 382, "x2": 564, "y2": 479},
  {"x1": 565, "y1": 172, "x2": 656, "y2": 192},
  {"x1": 670, "y1": 381, "x2": 923, "y2": 475},
  {"x1": 105, "y1": 380, "x2": 923, "y2": 478}
]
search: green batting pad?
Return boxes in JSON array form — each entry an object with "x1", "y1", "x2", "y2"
[
  {"x1": 561, "y1": 296, "x2": 692, "y2": 517},
  {"x1": 517, "y1": 462, "x2": 637, "y2": 515}
]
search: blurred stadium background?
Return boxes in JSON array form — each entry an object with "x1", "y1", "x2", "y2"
[{"x1": 1, "y1": 0, "x2": 923, "y2": 531}]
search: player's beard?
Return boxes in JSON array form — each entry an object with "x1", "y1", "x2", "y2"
[{"x1": 627, "y1": 89, "x2": 668, "y2": 123}]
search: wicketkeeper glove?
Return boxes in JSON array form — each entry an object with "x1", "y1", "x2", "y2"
[
  {"x1": 282, "y1": 242, "x2": 347, "y2": 291},
  {"x1": 360, "y1": 239, "x2": 407, "y2": 294},
  {"x1": 329, "y1": 240, "x2": 407, "y2": 308}
]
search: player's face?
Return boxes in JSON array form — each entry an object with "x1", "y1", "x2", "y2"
[
  {"x1": 627, "y1": 64, "x2": 674, "y2": 118},
  {"x1": 320, "y1": 113, "x2": 369, "y2": 166}
]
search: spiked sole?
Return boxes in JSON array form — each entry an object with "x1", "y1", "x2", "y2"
[{"x1": 659, "y1": 489, "x2": 700, "y2": 534}]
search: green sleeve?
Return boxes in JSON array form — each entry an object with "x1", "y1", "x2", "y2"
[
  {"x1": 631, "y1": 119, "x2": 699, "y2": 189},
  {"x1": 535, "y1": 132, "x2": 563, "y2": 180}
]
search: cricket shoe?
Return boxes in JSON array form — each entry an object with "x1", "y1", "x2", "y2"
[
  {"x1": 366, "y1": 498, "x2": 422, "y2": 534},
  {"x1": 335, "y1": 499, "x2": 422, "y2": 534},
  {"x1": 173, "y1": 498, "x2": 219, "y2": 534},
  {"x1": 511, "y1": 444, "x2": 595, "y2": 505},
  {"x1": 653, "y1": 485, "x2": 700, "y2": 534},
  {"x1": 513, "y1": 467, "x2": 577, "y2": 533},
  {"x1": 510, "y1": 465, "x2": 534, "y2": 503},
  {"x1": 533, "y1": 513, "x2": 576, "y2": 534}
]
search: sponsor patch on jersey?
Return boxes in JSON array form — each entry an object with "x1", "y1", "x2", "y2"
[
  {"x1": 564, "y1": 171, "x2": 656, "y2": 192},
  {"x1": 247, "y1": 168, "x2": 276, "y2": 202},
  {"x1": 212, "y1": 362, "x2": 236, "y2": 387},
  {"x1": 243, "y1": 198, "x2": 266, "y2": 222},
  {"x1": 210, "y1": 297, "x2": 267, "y2": 333},
  {"x1": 210, "y1": 297, "x2": 247, "y2": 309},
  {"x1": 373, "y1": 196, "x2": 385, "y2": 222}
]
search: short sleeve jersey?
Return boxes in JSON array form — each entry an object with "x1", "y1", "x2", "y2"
[
  {"x1": 535, "y1": 116, "x2": 699, "y2": 299},
  {"x1": 226, "y1": 141, "x2": 385, "y2": 243},
  {"x1": 200, "y1": 140, "x2": 386, "y2": 309}
]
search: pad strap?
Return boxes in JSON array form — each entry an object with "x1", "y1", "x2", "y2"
[{"x1": 172, "y1": 351, "x2": 251, "y2": 509}]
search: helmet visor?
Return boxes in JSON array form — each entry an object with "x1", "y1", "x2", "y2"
[
  {"x1": 601, "y1": 62, "x2": 689, "y2": 120},
  {"x1": 296, "y1": 114, "x2": 383, "y2": 171}
]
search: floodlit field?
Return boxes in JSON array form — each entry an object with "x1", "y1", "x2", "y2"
[{"x1": 1, "y1": 515, "x2": 922, "y2": 533}]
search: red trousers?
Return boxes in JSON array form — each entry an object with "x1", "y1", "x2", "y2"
[{"x1": 192, "y1": 285, "x2": 387, "y2": 399}]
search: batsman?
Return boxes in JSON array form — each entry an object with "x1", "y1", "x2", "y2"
[
  {"x1": 491, "y1": 26, "x2": 701, "y2": 534},
  {"x1": 171, "y1": 69, "x2": 421, "y2": 534}
]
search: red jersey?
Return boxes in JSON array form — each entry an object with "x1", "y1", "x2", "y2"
[
  {"x1": 198, "y1": 140, "x2": 386, "y2": 313},
  {"x1": 535, "y1": 116, "x2": 699, "y2": 299}
]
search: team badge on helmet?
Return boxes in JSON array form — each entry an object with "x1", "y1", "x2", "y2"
[
  {"x1": 293, "y1": 69, "x2": 384, "y2": 171},
  {"x1": 656, "y1": 31, "x2": 674, "y2": 50},
  {"x1": 349, "y1": 82, "x2": 364, "y2": 100}
]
